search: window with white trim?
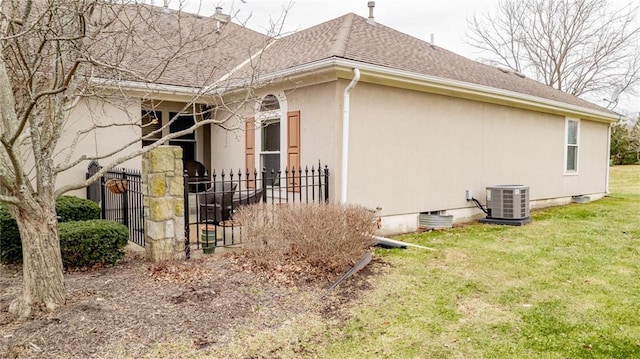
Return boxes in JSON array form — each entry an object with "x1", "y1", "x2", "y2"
[
  {"x1": 565, "y1": 118, "x2": 579, "y2": 173},
  {"x1": 258, "y1": 95, "x2": 282, "y2": 185},
  {"x1": 261, "y1": 119, "x2": 281, "y2": 178}
]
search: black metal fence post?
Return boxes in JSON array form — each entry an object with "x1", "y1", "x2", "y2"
[
  {"x1": 261, "y1": 168, "x2": 267, "y2": 203},
  {"x1": 100, "y1": 176, "x2": 106, "y2": 219},
  {"x1": 121, "y1": 169, "x2": 129, "y2": 228},
  {"x1": 298, "y1": 167, "x2": 303, "y2": 202},
  {"x1": 311, "y1": 165, "x2": 316, "y2": 202},
  {"x1": 304, "y1": 166, "x2": 309, "y2": 203},
  {"x1": 324, "y1": 165, "x2": 330, "y2": 202},
  {"x1": 183, "y1": 170, "x2": 190, "y2": 259}
]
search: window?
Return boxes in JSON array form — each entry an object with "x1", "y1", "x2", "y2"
[
  {"x1": 260, "y1": 94, "x2": 280, "y2": 111},
  {"x1": 256, "y1": 94, "x2": 282, "y2": 185},
  {"x1": 168, "y1": 112, "x2": 196, "y2": 162},
  {"x1": 261, "y1": 119, "x2": 280, "y2": 184},
  {"x1": 141, "y1": 110, "x2": 162, "y2": 147},
  {"x1": 565, "y1": 118, "x2": 579, "y2": 173},
  {"x1": 140, "y1": 107, "x2": 198, "y2": 162},
  {"x1": 261, "y1": 119, "x2": 280, "y2": 151},
  {"x1": 246, "y1": 94, "x2": 299, "y2": 188}
]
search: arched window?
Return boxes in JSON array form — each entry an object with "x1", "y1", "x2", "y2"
[{"x1": 260, "y1": 94, "x2": 280, "y2": 111}]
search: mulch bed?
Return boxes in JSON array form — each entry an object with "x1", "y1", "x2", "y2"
[{"x1": 0, "y1": 251, "x2": 382, "y2": 358}]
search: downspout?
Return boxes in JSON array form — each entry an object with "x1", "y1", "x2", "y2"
[
  {"x1": 606, "y1": 122, "x2": 613, "y2": 194},
  {"x1": 341, "y1": 68, "x2": 361, "y2": 205}
]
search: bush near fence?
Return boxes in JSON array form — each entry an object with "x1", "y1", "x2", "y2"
[
  {"x1": 56, "y1": 195, "x2": 102, "y2": 222},
  {"x1": 58, "y1": 220, "x2": 129, "y2": 268},
  {"x1": 237, "y1": 203, "x2": 376, "y2": 274},
  {"x1": 0, "y1": 204, "x2": 21, "y2": 264},
  {"x1": 0, "y1": 197, "x2": 127, "y2": 267}
]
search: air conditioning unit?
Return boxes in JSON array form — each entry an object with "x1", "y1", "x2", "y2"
[{"x1": 486, "y1": 185, "x2": 530, "y2": 220}]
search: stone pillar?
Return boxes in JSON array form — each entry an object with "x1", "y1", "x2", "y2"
[{"x1": 142, "y1": 146, "x2": 186, "y2": 261}]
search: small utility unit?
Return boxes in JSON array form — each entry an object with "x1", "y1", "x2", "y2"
[{"x1": 479, "y1": 185, "x2": 531, "y2": 226}]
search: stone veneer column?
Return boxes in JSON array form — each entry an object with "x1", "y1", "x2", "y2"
[{"x1": 142, "y1": 146, "x2": 186, "y2": 261}]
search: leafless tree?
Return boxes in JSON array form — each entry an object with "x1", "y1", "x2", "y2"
[
  {"x1": 0, "y1": 0, "x2": 276, "y2": 317},
  {"x1": 467, "y1": 0, "x2": 640, "y2": 108}
]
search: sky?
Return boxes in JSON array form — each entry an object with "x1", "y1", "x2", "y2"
[{"x1": 170, "y1": 0, "x2": 640, "y2": 115}]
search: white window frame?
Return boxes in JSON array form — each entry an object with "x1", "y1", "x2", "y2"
[
  {"x1": 564, "y1": 117, "x2": 580, "y2": 175},
  {"x1": 259, "y1": 114, "x2": 281, "y2": 182},
  {"x1": 253, "y1": 92, "x2": 288, "y2": 176}
]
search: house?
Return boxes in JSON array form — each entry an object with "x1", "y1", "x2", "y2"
[{"x1": 60, "y1": 4, "x2": 618, "y2": 235}]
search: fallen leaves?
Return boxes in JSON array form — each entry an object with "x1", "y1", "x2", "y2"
[{"x1": 0, "y1": 249, "x2": 381, "y2": 358}]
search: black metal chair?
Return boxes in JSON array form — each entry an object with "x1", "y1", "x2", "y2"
[
  {"x1": 184, "y1": 160, "x2": 208, "y2": 192},
  {"x1": 197, "y1": 182, "x2": 237, "y2": 224},
  {"x1": 231, "y1": 188, "x2": 264, "y2": 207}
]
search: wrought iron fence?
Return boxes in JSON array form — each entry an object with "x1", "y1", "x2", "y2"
[
  {"x1": 86, "y1": 160, "x2": 329, "y2": 256},
  {"x1": 183, "y1": 163, "x2": 330, "y2": 256},
  {"x1": 87, "y1": 162, "x2": 144, "y2": 247}
]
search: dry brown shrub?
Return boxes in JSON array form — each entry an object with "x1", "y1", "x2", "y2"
[{"x1": 237, "y1": 203, "x2": 376, "y2": 274}]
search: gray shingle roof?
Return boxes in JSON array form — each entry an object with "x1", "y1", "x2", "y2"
[
  {"x1": 92, "y1": 5, "x2": 270, "y2": 88},
  {"x1": 104, "y1": 7, "x2": 612, "y2": 115},
  {"x1": 252, "y1": 13, "x2": 613, "y2": 114}
]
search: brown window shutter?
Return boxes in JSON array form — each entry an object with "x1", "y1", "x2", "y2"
[
  {"x1": 245, "y1": 118, "x2": 256, "y2": 188},
  {"x1": 287, "y1": 111, "x2": 301, "y2": 191}
]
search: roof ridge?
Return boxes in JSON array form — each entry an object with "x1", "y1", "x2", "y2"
[{"x1": 329, "y1": 13, "x2": 355, "y2": 57}]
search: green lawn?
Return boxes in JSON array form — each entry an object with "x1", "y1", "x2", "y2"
[
  {"x1": 312, "y1": 165, "x2": 640, "y2": 358},
  {"x1": 178, "y1": 166, "x2": 640, "y2": 358}
]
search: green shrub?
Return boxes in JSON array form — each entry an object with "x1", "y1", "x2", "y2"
[
  {"x1": 59, "y1": 220, "x2": 129, "y2": 268},
  {"x1": 0, "y1": 205, "x2": 21, "y2": 264},
  {"x1": 1, "y1": 197, "x2": 127, "y2": 267},
  {"x1": 55, "y1": 195, "x2": 101, "y2": 223}
]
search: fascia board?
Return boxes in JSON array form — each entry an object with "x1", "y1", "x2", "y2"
[
  {"x1": 91, "y1": 58, "x2": 620, "y2": 123},
  {"x1": 90, "y1": 78, "x2": 212, "y2": 103},
  {"x1": 251, "y1": 58, "x2": 620, "y2": 123}
]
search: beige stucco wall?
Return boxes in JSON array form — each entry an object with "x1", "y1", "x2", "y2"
[
  {"x1": 210, "y1": 78, "x2": 610, "y2": 224},
  {"x1": 345, "y1": 82, "x2": 610, "y2": 217},
  {"x1": 286, "y1": 82, "x2": 341, "y2": 198},
  {"x1": 208, "y1": 106, "x2": 249, "y2": 172},
  {"x1": 209, "y1": 82, "x2": 342, "y2": 196},
  {"x1": 55, "y1": 97, "x2": 141, "y2": 198}
]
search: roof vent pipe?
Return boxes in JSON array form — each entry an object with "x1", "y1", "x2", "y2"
[
  {"x1": 213, "y1": 7, "x2": 230, "y2": 33},
  {"x1": 341, "y1": 68, "x2": 361, "y2": 205},
  {"x1": 367, "y1": 1, "x2": 375, "y2": 25},
  {"x1": 163, "y1": 0, "x2": 169, "y2": 11}
]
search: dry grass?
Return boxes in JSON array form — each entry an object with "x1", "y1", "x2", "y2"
[{"x1": 237, "y1": 203, "x2": 376, "y2": 274}]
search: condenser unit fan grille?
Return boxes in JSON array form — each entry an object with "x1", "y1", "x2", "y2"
[{"x1": 486, "y1": 185, "x2": 529, "y2": 220}]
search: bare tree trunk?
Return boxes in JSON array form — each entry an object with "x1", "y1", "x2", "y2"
[{"x1": 8, "y1": 195, "x2": 65, "y2": 317}]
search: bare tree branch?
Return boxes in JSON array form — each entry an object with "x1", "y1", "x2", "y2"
[
  {"x1": 0, "y1": 0, "x2": 285, "y2": 316},
  {"x1": 466, "y1": 0, "x2": 640, "y2": 108}
]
